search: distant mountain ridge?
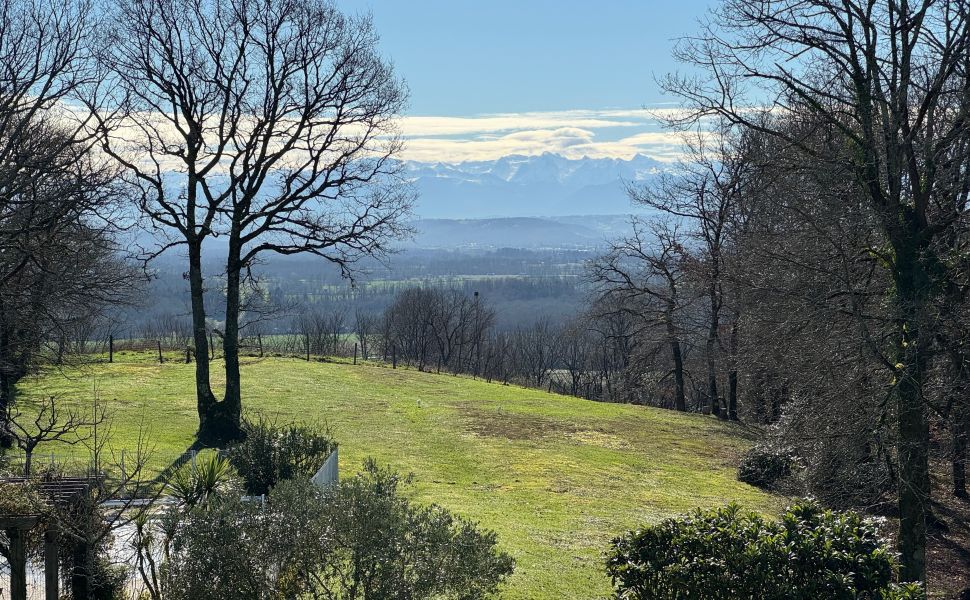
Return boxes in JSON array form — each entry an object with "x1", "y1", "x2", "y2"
[
  {"x1": 404, "y1": 153, "x2": 664, "y2": 218},
  {"x1": 406, "y1": 215, "x2": 638, "y2": 250}
]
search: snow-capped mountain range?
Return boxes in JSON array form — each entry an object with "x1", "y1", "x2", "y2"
[{"x1": 404, "y1": 153, "x2": 665, "y2": 218}]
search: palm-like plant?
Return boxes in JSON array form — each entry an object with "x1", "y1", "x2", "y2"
[{"x1": 167, "y1": 453, "x2": 236, "y2": 507}]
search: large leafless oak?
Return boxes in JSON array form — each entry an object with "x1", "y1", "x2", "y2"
[{"x1": 95, "y1": 0, "x2": 411, "y2": 441}]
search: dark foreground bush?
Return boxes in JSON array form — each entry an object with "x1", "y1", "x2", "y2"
[
  {"x1": 225, "y1": 416, "x2": 336, "y2": 495},
  {"x1": 737, "y1": 444, "x2": 795, "y2": 490},
  {"x1": 606, "y1": 501, "x2": 923, "y2": 600},
  {"x1": 164, "y1": 459, "x2": 514, "y2": 600}
]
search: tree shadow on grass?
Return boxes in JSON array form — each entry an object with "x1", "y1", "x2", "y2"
[{"x1": 152, "y1": 438, "x2": 209, "y2": 486}]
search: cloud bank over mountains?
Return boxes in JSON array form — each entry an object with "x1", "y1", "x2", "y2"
[{"x1": 396, "y1": 107, "x2": 687, "y2": 163}]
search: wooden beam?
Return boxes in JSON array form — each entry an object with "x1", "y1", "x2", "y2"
[{"x1": 0, "y1": 516, "x2": 38, "y2": 529}]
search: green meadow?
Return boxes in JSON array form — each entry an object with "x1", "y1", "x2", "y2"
[{"x1": 19, "y1": 355, "x2": 783, "y2": 599}]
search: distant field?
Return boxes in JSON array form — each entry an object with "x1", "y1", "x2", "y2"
[{"x1": 17, "y1": 355, "x2": 783, "y2": 599}]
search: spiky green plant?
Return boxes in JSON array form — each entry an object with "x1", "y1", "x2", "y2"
[{"x1": 166, "y1": 453, "x2": 237, "y2": 507}]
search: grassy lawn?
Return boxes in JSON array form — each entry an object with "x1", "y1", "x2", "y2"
[{"x1": 17, "y1": 354, "x2": 784, "y2": 599}]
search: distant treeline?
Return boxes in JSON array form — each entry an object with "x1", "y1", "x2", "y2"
[{"x1": 107, "y1": 248, "x2": 590, "y2": 336}]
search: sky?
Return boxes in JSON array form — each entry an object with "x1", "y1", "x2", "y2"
[{"x1": 336, "y1": 1, "x2": 715, "y2": 163}]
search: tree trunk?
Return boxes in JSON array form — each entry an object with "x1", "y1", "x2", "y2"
[
  {"x1": 727, "y1": 320, "x2": 739, "y2": 420},
  {"x1": 954, "y1": 413, "x2": 967, "y2": 498},
  {"x1": 893, "y1": 243, "x2": 931, "y2": 585},
  {"x1": 208, "y1": 233, "x2": 244, "y2": 443},
  {"x1": 187, "y1": 240, "x2": 218, "y2": 440},
  {"x1": 666, "y1": 310, "x2": 686, "y2": 412},
  {"x1": 706, "y1": 330, "x2": 720, "y2": 417},
  {"x1": 70, "y1": 538, "x2": 90, "y2": 600},
  {"x1": 0, "y1": 370, "x2": 13, "y2": 449},
  {"x1": 707, "y1": 281, "x2": 722, "y2": 417}
]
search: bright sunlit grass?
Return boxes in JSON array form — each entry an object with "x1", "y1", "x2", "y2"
[{"x1": 18, "y1": 354, "x2": 783, "y2": 599}]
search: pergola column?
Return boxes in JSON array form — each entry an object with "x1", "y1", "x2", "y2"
[
  {"x1": 44, "y1": 528, "x2": 59, "y2": 600},
  {"x1": 1, "y1": 517, "x2": 38, "y2": 600}
]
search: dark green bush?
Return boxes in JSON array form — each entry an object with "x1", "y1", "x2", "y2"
[
  {"x1": 163, "y1": 459, "x2": 514, "y2": 600},
  {"x1": 88, "y1": 559, "x2": 130, "y2": 600},
  {"x1": 737, "y1": 444, "x2": 794, "y2": 490},
  {"x1": 225, "y1": 416, "x2": 336, "y2": 495},
  {"x1": 606, "y1": 501, "x2": 923, "y2": 600}
]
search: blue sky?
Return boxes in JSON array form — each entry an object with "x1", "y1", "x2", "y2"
[{"x1": 336, "y1": 1, "x2": 715, "y2": 162}]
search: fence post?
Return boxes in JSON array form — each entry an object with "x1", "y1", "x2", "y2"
[
  {"x1": 353, "y1": 343, "x2": 358, "y2": 365},
  {"x1": 157, "y1": 340, "x2": 164, "y2": 364},
  {"x1": 108, "y1": 335, "x2": 114, "y2": 363},
  {"x1": 191, "y1": 450, "x2": 197, "y2": 474},
  {"x1": 120, "y1": 449, "x2": 127, "y2": 496}
]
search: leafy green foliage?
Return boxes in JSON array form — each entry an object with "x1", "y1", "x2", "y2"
[
  {"x1": 225, "y1": 416, "x2": 336, "y2": 495},
  {"x1": 163, "y1": 459, "x2": 514, "y2": 600},
  {"x1": 0, "y1": 481, "x2": 44, "y2": 516},
  {"x1": 166, "y1": 453, "x2": 238, "y2": 507},
  {"x1": 606, "y1": 501, "x2": 923, "y2": 600},
  {"x1": 294, "y1": 459, "x2": 515, "y2": 599},
  {"x1": 87, "y1": 559, "x2": 129, "y2": 600},
  {"x1": 737, "y1": 444, "x2": 795, "y2": 490}
]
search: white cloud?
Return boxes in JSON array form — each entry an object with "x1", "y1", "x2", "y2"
[
  {"x1": 90, "y1": 104, "x2": 694, "y2": 167},
  {"x1": 397, "y1": 108, "x2": 690, "y2": 163},
  {"x1": 398, "y1": 112, "x2": 639, "y2": 136}
]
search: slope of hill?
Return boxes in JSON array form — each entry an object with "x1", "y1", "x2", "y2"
[{"x1": 19, "y1": 356, "x2": 782, "y2": 598}]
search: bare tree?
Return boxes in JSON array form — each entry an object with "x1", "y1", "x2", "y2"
[
  {"x1": 0, "y1": 0, "x2": 133, "y2": 445},
  {"x1": 429, "y1": 289, "x2": 473, "y2": 371},
  {"x1": 354, "y1": 310, "x2": 378, "y2": 360},
  {"x1": 592, "y1": 221, "x2": 691, "y2": 411},
  {"x1": 514, "y1": 318, "x2": 556, "y2": 388},
  {"x1": 96, "y1": 0, "x2": 412, "y2": 441},
  {"x1": 6, "y1": 396, "x2": 105, "y2": 477},
  {"x1": 556, "y1": 318, "x2": 594, "y2": 397},
  {"x1": 629, "y1": 131, "x2": 745, "y2": 417},
  {"x1": 324, "y1": 309, "x2": 346, "y2": 357},
  {"x1": 293, "y1": 312, "x2": 315, "y2": 362},
  {"x1": 467, "y1": 292, "x2": 494, "y2": 377},
  {"x1": 664, "y1": 0, "x2": 970, "y2": 579},
  {"x1": 385, "y1": 288, "x2": 437, "y2": 370}
]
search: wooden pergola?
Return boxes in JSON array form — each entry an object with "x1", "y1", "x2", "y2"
[{"x1": 1, "y1": 477, "x2": 97, "y2": 600}]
